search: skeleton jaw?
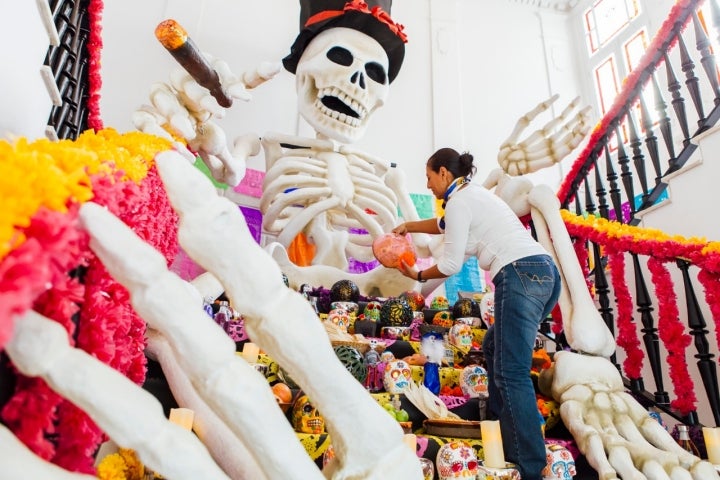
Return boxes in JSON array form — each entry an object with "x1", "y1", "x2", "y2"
[{"x1": 300, "y1": 79, "x2": 379, "y2": 143}]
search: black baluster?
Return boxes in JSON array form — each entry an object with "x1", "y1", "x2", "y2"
[
  {"x1": 665, "y1": 53, "x2": 692, "y2": 147},
  {"x1": 574, "y1": 190, "x2": 583, "y2": 217},
  {"x1": 627, "y1": 112, "x2": 650, "y2": 208},
  {"x1": 639, "y1": 92, "x2": 662, "y2": 185},
  {"x1": 651, "y1": 73, "x2": 677, "y2": 172},
  {"x1": 584, "y1": 171, "x2": 596, "y2": 217},
  {"x1": 677, "y1": 259, "x2": 720, "y2": 426},
  {"x1": 604, "y1": 142, "x2": 623, "y2": 222},
  {"x1": 677, "y1": 34, "x2": 706, "y2": 130},
  {"x1": 634, "y1": 255, "x2": 669, "y2": 405},
  {"x1": 616, "y1": 125, "x2": 636, "y2": 223},
  {"x1": 692, "y1": 11, "x2": 720, "y2": 106},
  {"x1": 592, "y1": 241, "x2": 617, "y2": 369},
  {"x1": 594, "y1": 156, "x2": 609, "y2": 220}
]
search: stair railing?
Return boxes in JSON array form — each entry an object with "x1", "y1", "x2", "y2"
[{"x1": 556, "y1": 0, "x2": 720, "y2": 427}]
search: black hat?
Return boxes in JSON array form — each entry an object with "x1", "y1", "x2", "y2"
[{"x1": 283, "y1": 0, "x2": 407, "y2": 83}]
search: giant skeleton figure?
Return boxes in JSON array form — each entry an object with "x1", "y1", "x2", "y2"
[{"x1": 134, "y1": 0, "x2": 422, "y2": 297}]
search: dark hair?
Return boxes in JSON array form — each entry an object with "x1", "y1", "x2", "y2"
[{"x1": 427, "y1": 147, "x2": 476, "y2": 179}]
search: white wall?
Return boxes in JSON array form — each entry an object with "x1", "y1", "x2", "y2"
[{"x1": 99, "y1": 0, "x2": 586, "y2": 200}]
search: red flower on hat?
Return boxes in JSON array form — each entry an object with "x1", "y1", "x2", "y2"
[{"x1": 307, "y1": 0, "x2": 407, "y2": 43}]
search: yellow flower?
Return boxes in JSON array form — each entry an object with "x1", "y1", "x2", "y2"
[
  {"x1": 96, "y1": 452, "x2": 129, "y2": 480},
  {"x1": 0, "y1": 129, "x2": 172, "y2": 261}
]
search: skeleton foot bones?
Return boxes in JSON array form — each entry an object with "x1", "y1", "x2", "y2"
[
  {"x1": 544, "y1": 352, "x2": 718, "y2": 480},
  {"x1": 1, "y1": 150, "x2": 422, "y2": 479}
]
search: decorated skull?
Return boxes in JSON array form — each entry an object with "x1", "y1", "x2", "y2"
[
  {"x1": 436, "y1": 440, "x2": 479, "y2": 479},
  {"x1": 480, "y1": 292, "x2": 495, "y2": 328},
  {"x1": 430, "y1": 296, "x2": 450, "y2": 310},
  {"x1": 291, "y1": 394, "x2": 325, "y2": 434},
  {"x1": 363, "y1": 300, "x2": 383, "y2": 322},
  {"x1": 459, "y1": 365, "x2": 489, "y2": 398},
  {"x1": 327, "y1": 307, "x2": 351, "y2": 332},
  {"x1": 383, "y1": 359, "x2": 412, "y2": 394},
  {"x1": 542, "y1": 443, "x2": 577, "y2": 479},
  {"x1": 449, "y1": 323, "x2": 473, "y2": 352},
  {"x1": 295, "y1": 27, "x2": 390, "y2": 144}
]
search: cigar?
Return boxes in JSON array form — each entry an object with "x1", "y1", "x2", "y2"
[{"x1": 155, "y1": 19, "x2": 233, "y2": 108}]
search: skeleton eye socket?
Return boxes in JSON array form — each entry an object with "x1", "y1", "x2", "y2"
[
  {"x1": 365, "y1": 62, "x2": 387, "y2": 84},
  {"x1": 467, "y1": 460, "x2": 478, "y2": 470},
  {"x1": 327, "y1": 46, "x2": 353, "y2": 66},
  {"x1": 451, "y1": 462, "x2": 463, "y2": 473}
]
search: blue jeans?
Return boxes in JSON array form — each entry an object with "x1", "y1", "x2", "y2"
[{"x1": 482, "y1": 254, "x2": 561, "y2": 480}]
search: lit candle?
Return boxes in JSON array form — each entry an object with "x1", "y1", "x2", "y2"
[
  {"x1": 241, "y1": 342, "x2": 260, "y2": 364},
  {"x1": 480, "y1": 420, "x2": 506, "y2": 468},
  {"x1": 169, "y1": 407, "x2": 195, "y2": 431},
  {"x1": 703, "y1": 427, "x2": 720, "y2": 465},
  {"x1": 403, "y1": 434, "x2": 417, "y2": 453}
]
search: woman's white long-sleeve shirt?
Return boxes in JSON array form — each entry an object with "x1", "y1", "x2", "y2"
[{"x1": 435, "y1": 182, "x2": 549, "y2": 279}]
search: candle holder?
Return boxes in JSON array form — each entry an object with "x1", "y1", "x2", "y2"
[{"x1": 477, "y1": 461, "x2": 521, "y2": 479}]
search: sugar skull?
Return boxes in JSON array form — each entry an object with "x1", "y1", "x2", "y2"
[
  {"x1": 295, "y1": 27, "x2": 390, "y2": 144},
  {"x1": 383, "y1": 359, "x2": 413, "y2": 394},
  {"x1": 330, "y1": 301, "x2": 359, "y2": 315},
  {"x1": 542, "y1": 443, "x2": 577, "y2": 479},
  {"x1": 480, "y1": 292, "x2": 495, "y2": 328},
  {"x1": 291, "y1": 394, "x2": 325, "y2": 434},
  {"x1": 327, "y1": 307, "x2": 351, "y2": 332},
  {"x1": 363, "y1": 300, "x2": 383, "y2": 322},
  {"x1": 449, "y1": 323, "x2": 473, "y2": 352},
  {"x1": 436, "y1": 441, "x2": 479, "y2": 479},
  {"x1": 432, "y1": 311, "x2": 454, "y2": 329},
  {"x1": 399, "y1": 290, "x2": 426, "y2": 311},
  {"x1": 430, "y1": 296, "x2": 450, "y2": 310},
  {"x1": 459, "y1": 365, "x2": 489, "y2": 398}
]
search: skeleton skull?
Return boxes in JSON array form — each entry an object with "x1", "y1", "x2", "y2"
[
  {"x1": 383, "y1": 359, "x2": 412, "y2": 394},
  {"x1": 295, "y1": 27, "x2": 389, "y2": 143}
]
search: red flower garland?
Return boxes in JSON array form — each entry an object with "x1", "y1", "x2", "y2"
[
  {"x1": 86, "y1": 0, "x2": 104, "y2": 131},
  {"x1": 558, "y1": 0, "x2": 696, "y2": 204},
  {"x1": 647, "y1": 257, "x2": 696, "y2": 415},
  {"x1": 607, "y1": 251, "x2": 644, "y2": 380}
]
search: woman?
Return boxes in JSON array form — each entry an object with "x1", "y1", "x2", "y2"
[{"x1": 392, "y1": 147, "x2": 560, "y2": 480}]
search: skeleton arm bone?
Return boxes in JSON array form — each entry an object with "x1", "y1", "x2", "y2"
[
  {"x1": 527, "y1": 184, "x2": 616, "y2": 357},
  {"x1": 6, "y1": 311, "x2": 230, "y2": 480},
  {"x1": 0, "y1": 424, "x2": 96, "y2": 480},
  {"x1": 149, "y1": 151, "x2": 422, "y2": 478},
  {"x1": 145, "y1": 331, "x2": 268, "y2": 480}
]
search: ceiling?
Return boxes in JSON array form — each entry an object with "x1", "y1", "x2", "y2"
[{"x1": 505, "y1": 0, "x2": 582, "y2": 12}]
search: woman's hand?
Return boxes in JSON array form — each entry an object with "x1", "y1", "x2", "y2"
[
  {"x1": 392, "y1": 223, "x2": 410, "y2": 236},
  {"x1": 397, "y1": 259, "x2": 418, "y2": 280}
]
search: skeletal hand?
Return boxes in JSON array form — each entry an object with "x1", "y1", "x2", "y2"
[
  {"x1": 545, "y1": 351, "x2": 719, "y2": 480},
  {"x1": 497, "y1": 94, "x2": 592, "y2": 176},
  {"x1": 133, "y1": 55, "x2": 281, "y2": 186}
]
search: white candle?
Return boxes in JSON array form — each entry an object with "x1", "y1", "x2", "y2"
[
  {"x1": 403, "y1": 434, "x2": 417, "y2": 453},
  {"x1": 481, "y1": 420, "x2": 506, "y2": 469},
  {"x1": 169, "y1": 407, "x2": 195, "y2": 431},
  {"x1": 241, "y1": 342, "x2": 260, "y2": 364},
  {"x1": 703, "y1": 427, "x2": 720, "y2": 465}
]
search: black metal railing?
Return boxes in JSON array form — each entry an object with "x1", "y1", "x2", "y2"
[{"x1": 45, "y1": 0, "x2": 91, "y2": 140}]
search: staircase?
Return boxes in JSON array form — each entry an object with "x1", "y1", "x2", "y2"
[{"x1": 557, "y1": 0, "x2": 720, "y2": 430}]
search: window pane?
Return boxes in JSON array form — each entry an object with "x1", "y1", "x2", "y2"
[
  {"x1": 584, "y1": 0, "x2": 641, "y2": 54},
  {"x1": 624, "y1": 29, "x2": 648, "y2": 73},
  {"x1": 595, "y1": 56, "x2": 619, "y2": 115}
]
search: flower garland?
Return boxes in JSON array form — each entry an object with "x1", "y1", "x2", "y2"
[
  {"x1": 647, "y1": 257, "x2": 696, "y2": 415},
  {"x1": 607, "y1": 251, "x2": 644, "y2": 380},
  {"x1": 558, "y1": 0, "x2": 697, "y2": 204},
  {"x1": 87, "y1": 0, "x2": 104, "y2": 131},
  {"x1": 0, "y1": 129, "x2": 178, "y2": 473},
  {"x1": 561, "y1": 210, "x2": 720, "y2": 414}
]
